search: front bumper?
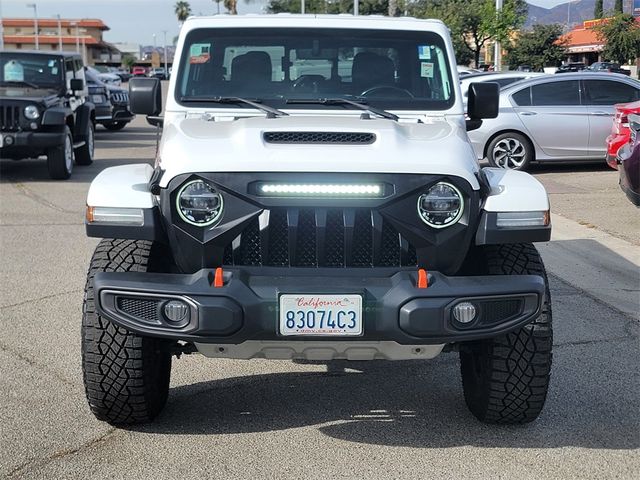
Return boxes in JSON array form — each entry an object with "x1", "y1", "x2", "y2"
[
  {"x1": 1, "y1": 131, "x2": 66, "y2": 157},
  {"x1": 93, "y1": 267, "x2": 545, "y2": 346}
]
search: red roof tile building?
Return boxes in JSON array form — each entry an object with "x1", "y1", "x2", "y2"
[{"x1": 0, "y1": 18, "x2": 121, "y2": 66}]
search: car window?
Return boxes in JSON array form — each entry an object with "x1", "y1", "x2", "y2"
[
  {"x1": 495, "y1": 77, "x2": 523, "y2": 88},
  {"x1": 531, "y1": 80, "x2": 580, "y2": 106},
  {"x1": 511, "y1": 87, "x2": 531, "y2": 106},
  {"x1": 583, "y1": 80, "x2": 640, "y2": 106}
]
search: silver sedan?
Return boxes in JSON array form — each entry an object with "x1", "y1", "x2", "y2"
[{"x1": 468, "y1": 72, "x2": 640, "y2": 170}]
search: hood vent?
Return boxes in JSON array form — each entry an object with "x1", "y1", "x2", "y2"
[{"x1": 263, "y1": 131, "x2": 376, "y2": 145}]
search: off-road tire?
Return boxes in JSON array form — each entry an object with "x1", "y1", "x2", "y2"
[
  {"x1": 460, "y1": 243, "x2": 552, "y2": 424},
  {"x1": 75, "y1": 121, "x2": 95, "y2": 165},
  {"x1": 46, "y1": 126, "x2": 73, "y2": 179},
  {"x1": 104, "y1": 121, "x2": 127, "y2": 131},
  {"x1": 82, "y1": 239, "x2": 173, "y2": 425}
]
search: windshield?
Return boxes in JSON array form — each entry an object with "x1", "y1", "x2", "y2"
[
  {"x1": 176, "y1": 27, "x2": 454, "y2": 111},
  {"x1": 0, "y1": 52, "x2": 63, "y2": 89}
]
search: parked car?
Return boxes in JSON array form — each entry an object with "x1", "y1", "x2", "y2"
[
  {"x1": 148, "y1": 67, "x2": 167, "y2": 79},
  {"x1": 114, "y1": 68, "x2": 132, "y2": 83},
  {"x1": 605, "y1": 100, "x2": 640, "y2": 169},
  {"x1": 91, "y1": 65, "x2": 122, "y2": 86},
  {"x1": 82, "y1": 15, "x2": 554, "y2": 427},
  {"x1": 468, "y1": 72, "x2": 640, "y2": 169},
  {"x1": 616, "y1": 113, "x2": 640, "y2": 206},
  {"x1": 85, "y1": 67, "x2": 135, "y2": 131},
  {"x1": 132, "y1": 66, "x2": 147, "y2": 77},
  {"x1": 0, "y1": 50, "x2": 95, "y2": 179},
  {"x1": 556, "y1": 62, "x2": 586, "y2": 73},
  {"x1": 457, "y1": 65, "x2": 480, "y2": 77},
  {"x1": 460, "y1": 72, "x2": 547, "y2": 107},
  {"x1": 587, "y1": 62, "x2": 631, "y2": 76}
]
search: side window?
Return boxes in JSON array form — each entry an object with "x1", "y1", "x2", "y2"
[
  {"x1": 65, "y1": 59, "x2": 74, "y2": 76},
  {"x1": 584, "y1": 80, "x2": 640, "y2": 105},
  {"x1": 495, "y1": 77, "x2": 522, "y2": 88},
  {"x1": 531, "y1": 80, "x2": 580, "y2": 106},
  {"x1": 511, "y1": 87, "x2": 531, "y2": 106}
]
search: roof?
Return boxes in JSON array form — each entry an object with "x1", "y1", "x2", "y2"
[
  {"x1": 1, "y1": 18, "x2": 109, "y2": 30},
  {"x1": 561, "y1": 16, "x2": 640, "y2": 52},
  {"x1": 2, "y1": 35, "x2": 100, "y2": 45}
]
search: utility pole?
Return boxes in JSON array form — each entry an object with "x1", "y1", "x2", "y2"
[
  {"x1": 56, "y1": 14, "x2": 62, "y2": 51},
  {"x1": 301, "y1": 0, "x2": 305, "y2": 14},
  {"x1": 162, "y1": 30, "x2": 168, "y2": 76},
  {"x1": 354, "y1": 1, "x2": 358, "y2": 16},
  {"x1": 494, "y1": 0, "x2": 503, "y2": 71},
  {"x1": 27, "y1": 3, "x2": 38, "y2": 50}
]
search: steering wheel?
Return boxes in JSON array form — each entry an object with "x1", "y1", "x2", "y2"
[
  {"x1": 292, "y1": 75, "x2": 326, "y2": 93},
  {"x1": 360, "y1": 85, "x2": 414, "y2": 99}
]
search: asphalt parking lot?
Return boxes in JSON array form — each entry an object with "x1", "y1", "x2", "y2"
[{"x1": 1, "y1": 113, "x2": 639, "y2": 479}]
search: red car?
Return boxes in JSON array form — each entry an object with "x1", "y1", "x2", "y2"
[
  {"x1": 606, "y1": 100, "x2": 640, "y2": 169},
  {"x1": 132, "y1": 66, "x2": 147, "y2": 77},
  {"x1": 616, "y1": 113, "x2": 640, "y2": 206}
]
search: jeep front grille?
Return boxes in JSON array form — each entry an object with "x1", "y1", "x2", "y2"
[
  {"x1": 0, "y1": 104, "x2": 21, "y2": 131},
  {"x1": 110, "y1": 92, "x2": 129, "y2": 104},
  {"x1": 263, "y1": 131, "x2": 376, "y2": 144},
  {"x1": 116, "y1": 297, "x2": 161, "y2": 323},
  {"x1": 222, "y1": 208, "x2": 417, "y2": 268}
]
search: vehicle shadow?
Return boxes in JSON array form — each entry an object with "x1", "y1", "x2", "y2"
[{"x1": 131, "y1": 345, "x2": 639, "y2": 450}]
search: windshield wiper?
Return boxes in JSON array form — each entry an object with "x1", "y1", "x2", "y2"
[
  {"x1": 179, "y1": 96, "x2": 288, "y2": 118},
  {"x1": 285, "y1": 97, "x2": 398, "y2": 121},
  {"x1": 0, "y1": 80, "x2": 40, "y2": 89}
]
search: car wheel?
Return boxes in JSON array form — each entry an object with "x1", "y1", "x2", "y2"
[
  {"x1": 46, "y1": 126, "x2": 74, "y2": 180},
  {"x1": 75, "y1": 121, "x2": 95, "y2": 165},
  {"x1": 82, "y1": 239, "x2": 174, "y2": 425},
  {"x1": 460, "y1": 243, "x2": 552, "y2": 424},
  {"x1": 487, "y1": 132, "x2": 533, "y2": 170},
  {"x1": 104, "y1": 122, "x2": 127, "y2": 131}
]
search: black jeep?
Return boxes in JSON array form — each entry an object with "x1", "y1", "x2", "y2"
[{"x1": 0, "y1": 50, "x2": 95, "y2": 179}]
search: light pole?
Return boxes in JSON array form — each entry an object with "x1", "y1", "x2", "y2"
[
  {"x1": 55, "y1": 14, "x2": 62, "y2": 51},
  {"x1": 494, "y1": 0, "x2": 503, "y2": 71},
  {"x1": 27, "y1": 3, "x2": 38, "y2": 50},
  {"x1": 162, "y1": 30, "x2": 168, "y2": 76},
  {"x1": 301, "y1": 0, "x2": 305, "y2": 14},
  {"x1": 71, "y1": 22, "x2": 80, "y2": 53},
  {"x1": 354, "y1": 1, "x2": 358, "y2": 16}
]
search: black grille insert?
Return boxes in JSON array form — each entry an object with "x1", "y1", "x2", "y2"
[
  {"x1": 0, "y1": 105, "x2": 21, "y2": 131},
  {"x1": 223, "y1": 208, "x2": 417, "y2": 268},
  {"x1": 263, "y1": 131, "x2": 376, "y2": 144},
  {"x1": 116, "y1": 297, "x2": 161, "y2": 323},
  {"x1": 481, "y1": 299, "x2": 522, "y2": 325}
]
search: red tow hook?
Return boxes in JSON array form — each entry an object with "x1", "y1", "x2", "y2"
[
  {"x1": 213, "y1": 267, "x2": 224, "y2": 288},
  {"x1": 417, "y1": 268, "x2": 428, "y2": 289}
]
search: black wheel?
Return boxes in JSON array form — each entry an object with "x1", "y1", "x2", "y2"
[
  {"x1": 460, "y1": 243, "x2": 552, "y2": 424},
  {"x1": 104, "y1": 122, "x2": 128, "y2": 131},
  {"x1": 82, "y1": 239, "x2": 173, "y2": 425},
  {"x1": 46, "y1": 126, "x2": 73, "y2": 179},
  {"x1": 486, "y1": 132, "x2": 533, "y2": 170},
  {"x1": 75, "y1": 121, "x2": 95, "y2": 165}
]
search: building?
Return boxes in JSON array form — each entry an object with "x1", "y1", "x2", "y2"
[{"x1": 1, "y1": 17, "x2": 121, "y2": 66}]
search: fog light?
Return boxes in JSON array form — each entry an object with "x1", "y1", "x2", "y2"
[
  {"x1": 4, "y1": 135, "x2": 14, "y2": 145},
  {"x1": 30, "y1": 122, "x2": 38, "y2": 130},
  {"x1": 163, "y1": 300, "x2": 189, "y2": 324},
  {"x1": 453, "y1": 302, "x2": 477, "y2": 324}
]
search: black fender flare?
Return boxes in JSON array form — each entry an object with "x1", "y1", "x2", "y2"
[
  {"x1": 41, "y1": 107, "x2": 72, "y2": 126},
  {"x1": 74, "y1": 102, "x2": 95, "y2": 140}
]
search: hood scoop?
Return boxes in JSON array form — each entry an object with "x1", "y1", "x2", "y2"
[{"x1": 263, "y1": 131, "x2": 376, "y2": 145}]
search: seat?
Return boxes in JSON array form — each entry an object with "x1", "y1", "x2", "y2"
[
  {"x1": 351, "y1": 52, "x2": 395, "y2": 93},
  {"x1": 230, "y1": 52, "x2": 273, "y2": 90}
]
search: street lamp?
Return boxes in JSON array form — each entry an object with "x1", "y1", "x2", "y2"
[
  {"x1": 494, "y1": 0, "x2": 503, "y2": 71},
  {"x1": 162, "y1": 30, "x2": 168, "y2": 76},
  {"x1": 55, "y1": 14, "x2": 62, "y2": 51},
  {"x1": 354, "y1": 1, "x2": 358, "y2": 16},
  {"x1": 26, "y1": 3, "x2": 38, "y2": 50}
]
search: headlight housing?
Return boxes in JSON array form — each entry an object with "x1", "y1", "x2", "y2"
[
  {"x1": 24, "y1": 105, "x2": 40, "y2": 120},
  {"x1": 176, "y1": 179, "x2": 223, "y2": 226},
  {"x1": 417, "y1": 182, "x2": 464, "y2": 228}
]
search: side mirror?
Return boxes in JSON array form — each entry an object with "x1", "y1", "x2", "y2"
[
  {"x1": 129, "y1": 77, "x2": 162, "y2": 116},
  {"x1": 70, "y1": 78, "x2": 84, "y2": 91},
  {"x1": 466, "y1": 82, "x2": 499, "y2": 131},
  {"x1": 630, "y1": 113, "x2": 640, "y2": 133}
]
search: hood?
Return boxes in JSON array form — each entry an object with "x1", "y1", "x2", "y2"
[
  {"x1": 158, "y1": 115, "x2": 480, "y2": 189},
  {"x1": 0, "y1": 87, "x2": 60, "y2": 103}
]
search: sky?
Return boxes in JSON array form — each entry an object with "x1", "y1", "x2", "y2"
[{"x1": 0, "y1": 0, "x2": 572, "y2": 45}]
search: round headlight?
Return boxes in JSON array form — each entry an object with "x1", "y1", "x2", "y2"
[
  {"x1": 176, "y1": 180, "x2": 223, "y2": 226},
  {"x1": 24, "y1": 105, "x2": 40, "y2": 120},
  {"x1": 417, "y1": 182, "x2": 464, "y2": 228}
]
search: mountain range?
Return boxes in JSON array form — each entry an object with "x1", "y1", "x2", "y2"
[{"x1": 525, "y1": 0, "x2": 634, "y2": 27}]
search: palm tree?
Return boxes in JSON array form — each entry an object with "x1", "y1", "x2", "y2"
[{"x1": 174, "y1": 1, "x2": 192, "y2": 24}]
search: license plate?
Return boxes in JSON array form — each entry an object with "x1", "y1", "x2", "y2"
[
  {"x1": 279, "y1": 294, "x2": 363, "y2": 336},
  {"x1": 92, "y1": 95, "x2": 104, "y2": 103}
]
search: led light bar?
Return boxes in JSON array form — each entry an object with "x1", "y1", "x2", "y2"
[
  {"x1": 258, "y1": 183, "x2": 384, "y2": 197},
  {"x1": 86, "y1": 206, "x2": 144, "y2": 226},
  {"x1": 496, "y1": 211, "x2": 549, "y2": 228}
]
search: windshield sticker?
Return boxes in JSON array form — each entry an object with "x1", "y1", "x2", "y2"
[
  {"x1": 420, "y1": 62, "x2": 434, "y2": 78},
  {"x1": 418, "y1": 46, "x2": 431, "y2": 60},
  {"x1": 189, "y1": 43, "x2": 211, "y2": 64},
  {"x1": 4, "y1": 60, "x2": 25, "y2": 82}
]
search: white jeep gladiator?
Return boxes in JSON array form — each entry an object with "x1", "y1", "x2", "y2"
[{"x1": 82, "y1": 15, "x2": 553, "y2": 426}]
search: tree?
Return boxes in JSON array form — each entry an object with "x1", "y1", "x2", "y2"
[
  {"x1": 410, "y1": 0, "x2": 528, "y2": 68},
  {"x1": 224, "y1": 0, "x2": 238, "y2": 14},
  {"x1": 504, "y1": 24, "x2": 567, "y2": 71},
  {"x1": 614, "y1": 0, "x2": 623, "y2": 14},
  {"x1": 595, "y1": 13, "x2": 640, "y2": 64},
  {"x1": 121, "y1": 54, "x2": 136, "y2": 70},
  {"x1": 174, "y1": 1, "x2": 192, "y2": 23},
  {"x1": 594, "y1": 0, "x2": 603, "y2": 19},
  {"x1": 266, "y1": 0, "x2": 387, "y2": 15}
]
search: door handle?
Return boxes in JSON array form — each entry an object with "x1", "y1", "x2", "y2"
[
  {"x1": 520, "y1": 111, "x2": 537, "y2": 116},
  {"x1": 591, "y1": 111, "x2": 613, "y2": 116}
]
